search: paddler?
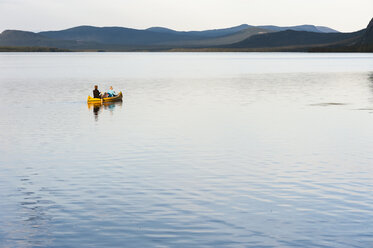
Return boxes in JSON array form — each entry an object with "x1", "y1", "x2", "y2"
[{"x1": 93, "y1": 85, "x2": 101, "y2": 98}]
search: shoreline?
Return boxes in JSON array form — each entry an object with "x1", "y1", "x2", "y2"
[{"x1": 1, "y1": 48, "x2": 372, "y2": 53}]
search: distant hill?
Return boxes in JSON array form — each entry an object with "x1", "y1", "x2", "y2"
[
  {"x1": 227, "y1": 29, "x2": 363, "y2": 49},
  {"x1": 0, "y1": 30, "x2": 92, "y2": 48},
  {"x1": 1, "y1": 20, "x2": 371, "y2": 52},
  {"x1": 0, "y1": 30, "x2": 55, "y2": 46},
  {"x1": 310, "y1": 18, "x2": 373, "y2": 52},
  {"x1": 148, "y1": 24, "x2": 339, "y2": 36},
  {"x1": 159, "y1": 27, "x2": 271, "y2": 47},
  {"x1": 147, "y1": 24, "x2": 252, "y2": 38},
  {"x1": 315, "y1": 26, "x2": 339, "y2": 33},
  {"x1": 38, "y1": 25, "x2": 266, "y2": 48},
  {"x1": 257, "y1": 25, "x2": 339, "y2": 33},
  {"x1": 39, "y1": 26, "x2": 202, "y2": 46},
  {"x1": 360, "y1": 18, "x2": 373, "y2": 46},
  {"x1": 38, "y1": 24, "x2": 339, "y2": 47},
  {"x1": 3, "y1": 25, "x2": 272, "y2": 49}
]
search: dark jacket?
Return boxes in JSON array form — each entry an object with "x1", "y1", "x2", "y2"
[{"x1": 93, "y1": 89, "x2": 101, "y2": 98}]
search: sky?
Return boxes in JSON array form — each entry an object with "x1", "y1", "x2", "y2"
[{"x1": 0, "y1": 0, "x2": 372, "y2": 33}]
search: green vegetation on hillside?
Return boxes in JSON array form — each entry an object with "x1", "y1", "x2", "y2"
[
  {"x1": 0, "y1": 18, "x2": 371, "y2": 52},
  {"x1": 309, "y1": 45, "x2": 373, "y2": 53},
  {"x1": 0, "y1": 46, "x2": 72, "y2": 52},
  {"x1": 227, "y1": 30, "x2": 364, "y2": 49}
]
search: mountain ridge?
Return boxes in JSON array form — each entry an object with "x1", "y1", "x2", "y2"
[
  {"x1": 227, "y1": 29, "x2": 364, "y2": 49},
  {"x1": 360, "y1": 18, "x2": 373, "y2": 46},
  {"x1": 146, "y1": 24, "x2": 251, "y2": 37},
  {"x1": 257, "y1": 25, "x2": 338, "y2": 33},
  {"x1": 0, "y1": 20, "x2": 372, "y2": 52}
]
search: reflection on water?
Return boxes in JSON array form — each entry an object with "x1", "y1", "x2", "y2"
[
  {"x1": 1, "y1": 53, "x2": 373, "y2": 248},
  {"x1": 309, "y1": 102, "x2": 347, "y2": 107},
  {"x1": 364, "y1": 72, "x2": 373, "y2": 105},
  {"x1": 368, "y1": 72, "x2": 373, "y2": 94},
  {"x1": 87, "y1": 101, "x2": 123, "y2": 121}
]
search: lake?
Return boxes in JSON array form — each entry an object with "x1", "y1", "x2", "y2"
[{"x1": 1, "y1": 52, "x2": 373, "y2": 247}]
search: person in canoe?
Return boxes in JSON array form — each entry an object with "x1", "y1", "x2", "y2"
[
  {"x1": 93, "y1": 85, "x2": 102, "y2": 98},
  {"x1": 107, "y1": 86, "x2": 116, "y2": 97}
]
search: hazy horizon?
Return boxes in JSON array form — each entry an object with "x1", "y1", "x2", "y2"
[{"x1": 0, "y1": 0, "x2": 372, "y2": 33}]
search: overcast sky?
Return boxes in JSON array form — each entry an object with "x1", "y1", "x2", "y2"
[{"x1": 0, "y1": 0, "x2": 372, "y2": 33}]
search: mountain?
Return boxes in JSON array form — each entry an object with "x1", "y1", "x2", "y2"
[
  {"x1": 0, "y1": 20, "x2": 371, "y2": 52},
  {"x1": 227, "y1": 29, "x2": 363, "y2": 50},
  {"x1": 0, "y1": 29, "x2": 144, "y2": 50},
  {"x1": 310, "y1": 18, "x2": 373, "y2": 52},
  {"x1": 0, "y1": 30, "x2": 54, "y2": 46},
  {"x1": 158, "y1": 27, "x2": 271, "y2": 47},
  {"x1": 0, "y1": 30, "x2": 92, "y2": 48},
  {"x1": 257, "y1": 24, "x2": 339, "y2": 33},
  {"x1": 37, "y1": 25, "x2": 271, "y2": 48},
  {"x1": 0, "y1": 25, "x2": 270, "y2": 50},
  {"x1": 147, "y1": 24, "x2": 251, "y2": 38},
  {"x1": 360, "y1": 18, "x2": 373, "y2": 46},
  {"x1": 39, "y1": 26, "x2": 202, "y2": 46},
  {"x1": 145, "y1": 27, "x2": 180, "y2": 34},
  {"x1": 148, "y1": 24, "x2": 339, "y2": 36},
  {"x1": 315, "y1": 26, "x2": 339, "y2": 33},
  {"x1": 35, "y1": 24, "x2": 338, "y2": 48},
  {"x1": 189, "y1": 27, "x2": 270, "y2": 46}
]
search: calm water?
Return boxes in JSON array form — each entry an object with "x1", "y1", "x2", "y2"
[{"x1": 1, "y1": 53, "x2": 373, "y2": 247}]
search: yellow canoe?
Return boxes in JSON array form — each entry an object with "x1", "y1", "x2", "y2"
[{"x1": 87, "y1": 91, "x2": 123, "y2": 103}]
